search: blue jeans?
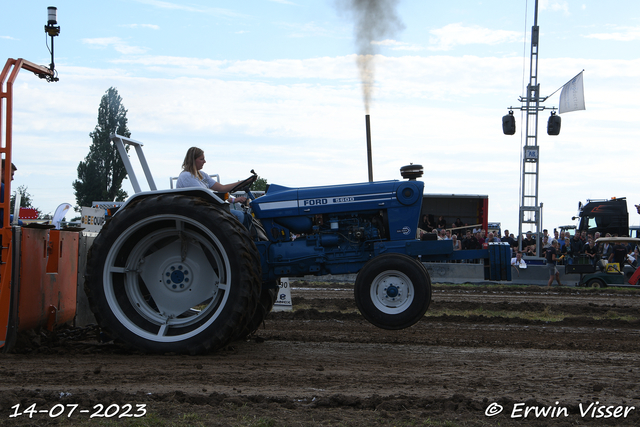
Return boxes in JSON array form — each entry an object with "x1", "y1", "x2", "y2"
[{"x1": 230, "y1": 209, "x2": 252, "y2": 230}]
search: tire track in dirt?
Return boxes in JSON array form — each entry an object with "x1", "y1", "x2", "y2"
[{"x1": 2, "y1": 283, "x2": 640, "y2": 426}]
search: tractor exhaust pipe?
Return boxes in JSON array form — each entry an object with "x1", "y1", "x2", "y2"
[{"x1": 365, "y1": 114, "x2": 373, "y2": 182}]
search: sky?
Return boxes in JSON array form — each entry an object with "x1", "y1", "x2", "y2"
[{"x1": 1, "y1": 0, "x2": 640, "y2": 235}]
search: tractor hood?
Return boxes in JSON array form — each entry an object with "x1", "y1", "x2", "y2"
[{"x1": 251, "y1": 180, "x2": 424, "y2": 220}]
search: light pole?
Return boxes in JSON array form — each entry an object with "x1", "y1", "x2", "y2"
[
  {"x1": 502, "y1": 0, "x2": 559, "y2": 257},
  {"x1": 43, "y1": 6, "x2": 61, "y2": 82}
]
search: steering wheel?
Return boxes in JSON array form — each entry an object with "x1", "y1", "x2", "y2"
[{"x1": 229, "y1": 170, "x2": 258, "y2": 194}]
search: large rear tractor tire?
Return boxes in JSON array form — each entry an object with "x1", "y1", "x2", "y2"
[
  {"x1": 355, "y1": 253, "x2": 431, "y2": 330},
  {"x1": 241, "y1": 284, "x2": 278, "y2": 336},
  {"x1": 84, "y1": 195, "x2": 261, "y2": 355},
  {"x1": 237, "y1": 216, "x2": 277, "y2": 337}
]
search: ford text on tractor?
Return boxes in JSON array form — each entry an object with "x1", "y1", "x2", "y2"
[{"x1": 83, "y1": 135, "x2": 511, "y2": 355}]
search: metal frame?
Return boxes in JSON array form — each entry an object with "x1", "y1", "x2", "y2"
[
  {"x1": 0, "y1": 58, "x2": 54, "y2": 350},
  {"x1": 110, "y1": 133, "x2": 157, "y2": 193},
  {"x1": 518, "y1": 3, "x2": 543, "y2": 257},
  {"x1": 507, "y1": 0, "x2": 555, "y2": 257}
]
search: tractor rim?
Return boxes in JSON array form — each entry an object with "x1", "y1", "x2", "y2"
[
  {"x1": 369, "y1": 270, "x2": 414, "y2": 314},
  {"x1": 102, "y1": 214, "x2": 231, "y2": 343}
]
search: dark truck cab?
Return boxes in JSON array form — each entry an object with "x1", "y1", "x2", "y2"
[{"x1": 574, "y1": 197, "x2": 629, "y2": 237}]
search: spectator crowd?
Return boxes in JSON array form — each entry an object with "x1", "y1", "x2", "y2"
[{"x1": 419, "y1": 214, "x2": 639, "y2": 269}]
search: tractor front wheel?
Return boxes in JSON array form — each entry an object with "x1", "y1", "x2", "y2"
[{"x1": 354, "y1": 253, "x2": 431, "y2": 330}]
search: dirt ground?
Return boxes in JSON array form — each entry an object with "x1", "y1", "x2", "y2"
[{"x1": 2, "y1": 281, "x2": 640, "y2": 426}]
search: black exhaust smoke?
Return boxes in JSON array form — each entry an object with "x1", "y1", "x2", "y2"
[
  {"x1": 336, "y1": 0, "x2": 404, "y2": 115},
  {"x1": 336, "y1": 1, "x2": 403, "y2": 183}
]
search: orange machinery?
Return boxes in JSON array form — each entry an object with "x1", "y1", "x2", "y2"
[{"x1": 0, "y1": 58, "x2": 78, "y2": 352}]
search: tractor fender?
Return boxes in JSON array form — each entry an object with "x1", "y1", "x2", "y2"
[{"x1": 114, "y1": 188, "x2": 228, "y2": 216}]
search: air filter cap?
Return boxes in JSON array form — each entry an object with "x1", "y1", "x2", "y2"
[{"x1": 400, "y1": 164, "x2": 423, "y2": 180}]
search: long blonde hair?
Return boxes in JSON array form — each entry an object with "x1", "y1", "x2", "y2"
[{"x1": 182, "y1": 147, "x2": 204, "y2": 180}]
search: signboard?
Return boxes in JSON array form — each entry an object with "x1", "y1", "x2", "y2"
[
  {"x1": 524, "y1": 146, "x2": 539, "y2": 162},
  {"x1": 272, "y1": 277, "x2": 292, "y2": 311},
  {"x1": 81, "y1": 207, "x2": 106, "y2": 233}
]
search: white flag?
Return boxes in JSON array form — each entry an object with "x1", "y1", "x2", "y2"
[{"x1": 559, "y1": 71, "x2": 585, "y2": 114}]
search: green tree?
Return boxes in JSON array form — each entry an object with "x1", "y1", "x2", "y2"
[
  {"x1": 10, "y1": 185, "x2": 35, "y2": 212},
  {"x1": 8, "y1": 185, "x2": 51, "y2": 220},
  {"x1": 251, "y1": 176, "x2": 268, "y2": 191},
  {"x1": 73, "y1": 87, "x2": 130, "y2": 210}
]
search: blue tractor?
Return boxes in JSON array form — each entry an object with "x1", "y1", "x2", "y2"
[{"x1": 84, "y1": 135, "x2": 508, "y2": 355}]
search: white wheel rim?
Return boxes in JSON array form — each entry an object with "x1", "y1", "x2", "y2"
[
  {"x1": 102, "y1": 214, "x2": 231, "y2": 343},
  {"x1": 369, "y1": 270, "x2": 414, "y2": 314}
]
